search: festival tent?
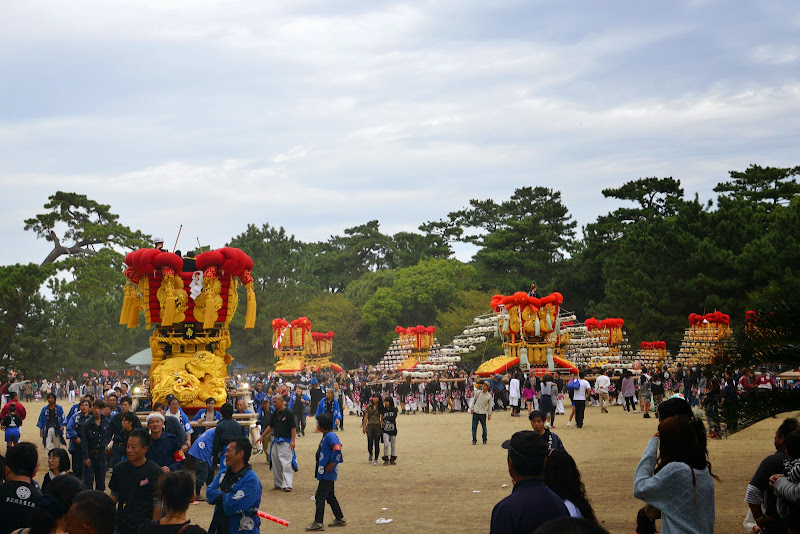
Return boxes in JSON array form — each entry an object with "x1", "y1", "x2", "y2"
[{"x1": 125, "y1": 348, "x2": 152, "y2": 371}]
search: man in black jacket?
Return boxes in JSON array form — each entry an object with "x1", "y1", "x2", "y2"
[
  {"x1": 212, "y1": 402, "x2": 244, "y2": 464},
  {"x1": 81, "y1": 399, "x2": 110, "y2": 490},
  {"x1": 108, "y1": 396, "x2": 141, "y2": 468}
]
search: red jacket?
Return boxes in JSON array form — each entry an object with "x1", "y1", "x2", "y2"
[{"x1": 0, "y1": 399, "x2": 26, "y2": 420}]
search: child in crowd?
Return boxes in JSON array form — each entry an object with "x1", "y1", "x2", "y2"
[
  {"x1": 769, "y1": 430, "x2": 800, "y2": 529},
  {"x1": 1, "y1": 402, "x2": 22, "y2": 447},
  {"x1": 306, "y1": 414, "x2": 346, "y2": 531},
  {"x1": 381, "y1": 397, "x2": 398, "y2": 465}
]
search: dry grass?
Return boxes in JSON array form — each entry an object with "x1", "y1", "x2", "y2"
[{"x1": 19, "y1": 400, "x2": 793, "y2": 533}]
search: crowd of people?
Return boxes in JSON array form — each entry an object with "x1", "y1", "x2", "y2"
[{"x1": 0, "y1": 362, "x2": 793, "y2": 533}]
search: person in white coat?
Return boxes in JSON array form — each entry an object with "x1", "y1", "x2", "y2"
[{"x1": 509, "y1": 373, "x2": 521, "y2": 417}]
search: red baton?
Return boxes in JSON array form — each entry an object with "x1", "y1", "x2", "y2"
[{"x1": 256, "y1": 510, "x2": 290, "y2": 526}]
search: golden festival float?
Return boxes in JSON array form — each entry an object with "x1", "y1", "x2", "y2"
[
  {"x1": 394, "y1": 326, "x2": 436, "y2": 370},
  {"x1": 570, "y1": 317, "x2": 635, "y2": 371},
  {"x1": 637, "y1": 341, "x2": 670, "y2": 369},
  {"x1": 120, "y1": 247, "x2": 256, "y2": 408},
  {"x1": 271, "y1": 317, "x2": 343, "y2": 375},
  {"x1": 677, "y1": 311, "x2": 732, "y2": 366},
  {"x1": 476, "y1": 292, "x2": 580, "y2": 377}
]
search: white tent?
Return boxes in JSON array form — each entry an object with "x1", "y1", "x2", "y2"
[{"x1": 125, "y1": 348, "x2": 151, "y2": 370}]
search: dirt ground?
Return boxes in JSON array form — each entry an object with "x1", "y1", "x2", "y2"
[{"x1": 14, "y1": 399, "x2": 792, "y2": 533}]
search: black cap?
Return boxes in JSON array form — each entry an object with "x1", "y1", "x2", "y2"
[
  {"x1": 501, "y1": 431, "x2": 547, "y2": 459},
  {"x1": 165, "y1": 394, "x2": 177, "y2": 403}
]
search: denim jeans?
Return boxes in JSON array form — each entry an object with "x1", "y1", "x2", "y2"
[{"x1": 472, "y1": 413, "x2": 487, "y2": 443}]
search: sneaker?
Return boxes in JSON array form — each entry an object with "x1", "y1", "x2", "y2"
[
  {"x1": 305, "y1": 522, "x2": 325, "y2": 531},
  {"x1": 567, "y1": 421, "x2": 572, "y2": 426},
  {"x1": 368, "y1": 454, "x2": 372, "y2": 463},
  {"x1": 373, "y1": 459, "x2": 378, "y2": 466},
  {"x1": 328, "y1": 518, "x2": 347, "y2": 527},
  {"x1": 283, "y1": 488, "x2": 293, "y2": 492},
  {"x1": 544, "y1": 422, "x2": 550, "y2": 429},
  {"x1": 472, "y1": 440, "x2": 477, "y2": 445}
]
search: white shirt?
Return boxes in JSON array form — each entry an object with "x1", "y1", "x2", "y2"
[
  {"x1": 595, "y1": 375, "x2": 611, "y2": 393},
  {"x1": 509, "y1": 378, "x2": 520, "y2": 399},
  {"x1": 573, "y1": 379, "x2": 591, "y2": 401}
]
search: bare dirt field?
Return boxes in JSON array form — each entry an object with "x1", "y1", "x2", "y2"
[{"x1": 15, "y1": 400, "x2": 791, "y2": 533}]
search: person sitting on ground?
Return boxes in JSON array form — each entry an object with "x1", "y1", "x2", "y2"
[
  {"x1": 529, "y1": 410, "x2": 565, "y2": 453},
  {"x1": 136, "y1": 471, "x2": 207, "y2": 534},
  {"x1": 490, "y1": 431, "x2": 569, "y2": 533},
  {"x1": 41, "y1": 448, "x2": 71, "y2": 494},
  {"x1": 21, "y1": 472, "x2": 85, "y2": 534},
  {"x1": 543, "y1": 449, "x2": 596, "y2": 521},
  {"x1": 66, "y1": 490, "x2": 116, "y2": 534}
]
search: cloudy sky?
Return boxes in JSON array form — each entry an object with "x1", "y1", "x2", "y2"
[{"x1": 1, "y1": 1, "x2": 798, "y2": 265}]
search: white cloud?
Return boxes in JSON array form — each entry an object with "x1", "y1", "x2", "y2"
[{"x1": 0, "y1": 1, "x2": 798, "y2": 265}]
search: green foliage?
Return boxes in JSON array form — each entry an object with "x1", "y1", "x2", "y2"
[
  {"x1": 4, "y1": 164, "x2": 799, "y2": 375},
  {"x1": 24, "y1": 191, "x2": 148, "y2": 266},
  {"x1": 357, "y1": 259, "x2": 476, "y2": 358},
  {"x1": 714, "y1": 164, "x2": 800, "y2": 208},
  {"x1": 435, "y1": 289, "x2": 503, "y2": 368},
  {"x1": 303, "y1": 292, "x2": 368, "y2": 370},
  {"x1": 441, "y1": 186, "x2": 576, "y2": 293},
  {"x1": 2, "y1": 192, "x2": 149, "y2": 375},
  {"x1": 0, "y1": 263, "x2": 53, "y2": 369}
]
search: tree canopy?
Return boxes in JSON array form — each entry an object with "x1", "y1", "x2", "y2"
[{"x1": 2, "y1": 163, "x2": 798, "y2": 373}]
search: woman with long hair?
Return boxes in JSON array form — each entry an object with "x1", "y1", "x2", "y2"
[
  {"x1": 362, "y1": 393, "x2": 383, "y2": 466},
  {"x1": 633, "y1": 415, "x2": 717, "y2": 533},
  {"x1": 543, "y1": 449, "x2": 596, "y2": 521}
]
